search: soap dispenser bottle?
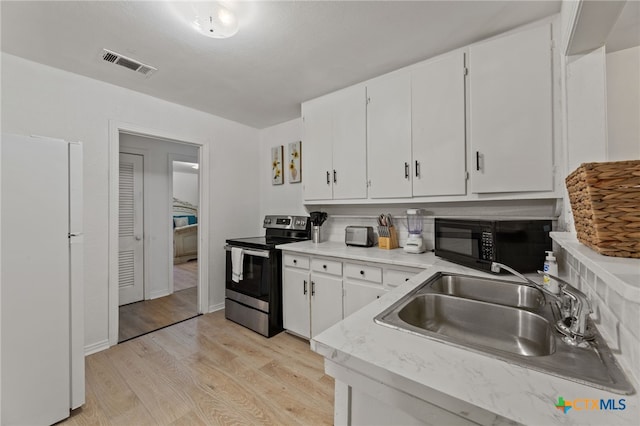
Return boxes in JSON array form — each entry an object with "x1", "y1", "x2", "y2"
[{"x1": 543, "y1": 251, "x2": 559, "y2": 294}]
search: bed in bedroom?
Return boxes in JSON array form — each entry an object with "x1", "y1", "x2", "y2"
[{"x1": 173, "y1": 198, "x2": 198, "y2": 264}]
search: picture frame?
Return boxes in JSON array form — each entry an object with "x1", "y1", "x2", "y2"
[
  {"x1": 271, "y1": 145, "x2": 284, "y2": 185},
  {"x1": 288, "y1": 141, "x2": 301, "y2": 183}
]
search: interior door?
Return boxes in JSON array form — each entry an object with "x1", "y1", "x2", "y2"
[{"x1": 119, "y1": 153, "x2": 144, "y2": 305}]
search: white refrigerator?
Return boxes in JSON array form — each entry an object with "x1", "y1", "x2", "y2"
[{"x1": 1, "y1": 133, "x2": 85, "y2": 425}]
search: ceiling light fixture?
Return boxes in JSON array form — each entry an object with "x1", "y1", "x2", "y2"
[{"x1": 192, "y1": 3, "x2": 239, "y2": 39}]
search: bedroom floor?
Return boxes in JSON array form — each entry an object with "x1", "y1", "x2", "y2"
[{"x1": 118, "y1": 261, "x2": 199, "y2": 342}]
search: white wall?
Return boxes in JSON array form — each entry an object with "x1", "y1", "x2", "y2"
[
  {"x1": 120, "y1": 134, "x2": 198, "y2": 300},
  {"x1": 173, "y1": 171, "x2": 199, "y2": 207},
  {"x1": 1, "y1": 53, "x2": 261, "y2": 352},
  {"x1": 606, "y1": 46, "x2": 640, "y2": 160},
  {"x1": 258, "y1": 118, "x2": 306, "y2": 219}
]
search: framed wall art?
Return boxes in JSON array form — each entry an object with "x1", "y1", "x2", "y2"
[
  {"x1": 271, "y1": 145, "x2": 283, "y2": 185},
  {"x1": 288, "y1": 141, "x2": 301, "y2": 183}
]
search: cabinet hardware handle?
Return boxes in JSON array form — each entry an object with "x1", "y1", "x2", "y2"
[
  {"x1": 326, "y1": 171, "x2": 330, "y2": 185},
  {"x1": 415, "y1": 160, "x2": 420, "y2": 177},
  {"x1": 404, "y1": 162, "x2": 409, "y2": 179},
  {"x1": 323, "y1": 265, "x2": 327, "y2": 269},
  {"x1": 405, "y1": 278, "x2": 409, "y2": 281},
  {"x1": 303, "y1": 280, "x2": 307, "y2": 295},
  {"x1": 293, "y1": 259, "x2": 297, "y2": 264},
  {"x1": 311, "y1": 281, "x2": 316, "y2": 296},
  {"x1": 360, "y1": 270, "x2": 365, "y2": 275},
  {"x1": 377, "y1": 295, "x2": 380, "y2": 299},
  {"x1": 333, "y1": 170, "x2": 337, "y2": 183},
  {"x1": 476, "y1": 151, "x2": 480, "y2": 171}
]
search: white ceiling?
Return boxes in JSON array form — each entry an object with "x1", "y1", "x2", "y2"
[{"x1": 1, "y1": 1, "x2": 574, "y2": 128}]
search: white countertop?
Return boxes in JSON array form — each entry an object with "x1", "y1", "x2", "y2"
[
  {"x1": 310, "y1": 261, "x2": 640, "y2": 425},
  {"x1": 276, "y1": 240, "x2": 436, "y2": 269},
  {"x1": 551, "y1": 232, "x2": 640, "y2": 303}
]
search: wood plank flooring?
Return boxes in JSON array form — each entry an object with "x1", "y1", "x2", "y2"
[
  {"x1": 174, "y1": 260, "x2": 198, "y2": 291},
  {"x1": 119, "y1": 287, "x2": 198, "y2": 342},
  {"x1": 63, "y1": 311, "x2": 334, "y2": 425}
]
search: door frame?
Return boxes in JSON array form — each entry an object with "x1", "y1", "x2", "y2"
[
  {"x1": 168, "y1": 152, "x2": 199, "y2": 293},
  {"x1": 108, "y1": 120, "x2": 210, "y2": 346}
]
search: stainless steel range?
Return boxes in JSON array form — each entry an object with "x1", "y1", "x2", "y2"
[{"x1": 225, "y1": 215, "x2": 310, "y2": 337}]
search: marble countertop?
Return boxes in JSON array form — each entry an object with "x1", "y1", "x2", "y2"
[
  {"x1": 311, "y1": 260, "x2": 640, "y2": 425},
  {"x1": 551, "y1": 232, "x2": 640, "y2": 303},
  {"x1": 276, "y1": 240, "x2": 435, "y2": 269}
]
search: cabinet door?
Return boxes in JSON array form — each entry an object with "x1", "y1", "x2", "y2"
[
  {"x1": 343, "y1": 281, "x2": 387, "y2": 318},
  {"x1": 469, "y1": 24, "x2": 553, "y2": 193},
  {"x1": 332, "y1": 85, "x2": 368, "y2": 199},
  {"x1": 283, "y1": 268, "x2": 311, "y2": 338},
  {"x1": 310, "y1": 274, "x2": 343, "y2": 338},
  {"x1": 302, "y1": 96, "x2": 334, "y2": 200},
  {"x1": 367, "y1": 73, "x2": 413, "y2": 198},
  {"x1": 412, "y1": 51, "x2": 467, "y2": 197}
]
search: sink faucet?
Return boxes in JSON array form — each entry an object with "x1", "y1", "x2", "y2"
[{"x1": 490, "y1": 262, "x2": 593, "y2": 347}]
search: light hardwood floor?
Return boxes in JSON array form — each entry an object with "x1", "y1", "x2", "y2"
[
  {"x1": 118, "y1": 287, "x2": 199, "y2": 343},
  {"x1": 63, "y1": 311, "x2": 334, "y2": 425}
]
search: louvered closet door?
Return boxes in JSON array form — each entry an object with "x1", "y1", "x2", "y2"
[{"x1": 119, "y1": 153, "x2": 144, "y2": 305}]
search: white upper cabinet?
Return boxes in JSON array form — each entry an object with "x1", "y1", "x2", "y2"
[
  {"x1": 411, "y1": 51, "x2": 467, "y2": 197},
  {"x1": 332, "y1": 86, "x2": 368, "y2": 200},
  {"x1": 469, "y1": 23, "x2": 554, "y2": 193},
  {"x1": 367, "y1": 72, "x2": 413, "y2": 198},
  {"x1": 302, "y1": 96, "x2": 333, "y2": 200},
  {"x1": 302, "y1": 86, "x2": 367, "y2": 201}
]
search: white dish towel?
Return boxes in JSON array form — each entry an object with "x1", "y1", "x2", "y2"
[{"x1": 231, "y1": 247, "x2": 244, "y2": 283}]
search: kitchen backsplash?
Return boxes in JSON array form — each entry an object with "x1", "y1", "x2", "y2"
[
  {"x1": 319, "y1": 215, "x2": 435, "y2": 250},
  {"x1": 555, "y1": 247, "x2": 640, "y2": 385},
  {"x1": 312, "y1": 199, "x2": 561, "y2": 250}
]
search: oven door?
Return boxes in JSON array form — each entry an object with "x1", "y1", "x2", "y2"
[
  {"x1": 434, "y1": 219, "x2": 494, "y2": 270},
  {"x1": 225, "y1": 246, "x2": 273, "y2": 304}
]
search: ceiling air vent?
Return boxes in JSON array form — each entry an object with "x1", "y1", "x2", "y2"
[{"x1": 101, "y1": 49, "x2": 157, "y2": 78}]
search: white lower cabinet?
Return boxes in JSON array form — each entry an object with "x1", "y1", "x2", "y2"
[
  {"x1": 282, "y1": 267, "x2": 311, "y2": 338},
  {"x1": 384, "y1": 267, "x2": 423, "y2": 288},
  {"x1": 283, "y1": 254, "x2": 343, "y2": 339},
  {"x1": 283, "y1": 253, "x2": 425, "y2": 338},
  {"x1": 343, "y1": 281, "x2": 387, "y2": 318},
  {"x1": 310, "y1": 273, "x2": 343, "y2": 338}
]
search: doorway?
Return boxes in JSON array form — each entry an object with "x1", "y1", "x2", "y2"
[{"x1": 108, "y1": 121, "x2": 210, "y2": 347}]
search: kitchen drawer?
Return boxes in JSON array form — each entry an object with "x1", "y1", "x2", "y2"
[
  {"x1": 283, "y1": 254, "x2": 310, "y2": 270},
  {"x1": 311, "y1": 258, "x2": 342, "y2": 276},
  {"x1": 384, "y1": 268, "x2": 422, "y2": 288},
  {"x1": 344, "y1": 263, "x2": 382, "y2": 284}
]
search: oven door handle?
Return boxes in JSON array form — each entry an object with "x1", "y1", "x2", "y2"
[{"x1": 224, "y1": 245, "x2": 271, "y2": 259}]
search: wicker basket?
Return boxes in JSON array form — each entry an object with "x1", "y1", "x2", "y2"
[{"x1": 566, "y1": 160, "x2": 640, "y2": 258}]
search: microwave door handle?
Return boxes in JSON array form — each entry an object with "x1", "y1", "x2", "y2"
[{"x1": 224, "y1": 245, "x2": 271, "y2": 259}]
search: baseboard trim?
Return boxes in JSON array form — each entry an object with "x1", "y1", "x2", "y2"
[
  {"x1": 149, "y1": 290, "x2": 171, "y2": 300},
  {"x1": 84, "y1": 339, "x2": 110, "y2": 356},
  {"x1": 208, "y1": 302, "x2": 225, "y2": 313}
]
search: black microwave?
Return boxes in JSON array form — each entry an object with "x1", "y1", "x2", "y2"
[{"x1": 434, "y1": 218, "x2": 552, "y2": 273}]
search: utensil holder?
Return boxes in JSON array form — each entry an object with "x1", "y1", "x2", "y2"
[
  {"x1": 312, "y1": 226, "x2": 321, "y2": 244},
  {"x1": 378, "y1": 226, "x2": 399, "y2": 250}
]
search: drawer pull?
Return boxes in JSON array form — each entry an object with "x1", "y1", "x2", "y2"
[
  {"x1": 323, "y1": 264, "x2": 327, "y2": 269},
  {"x1": 405, "y1": 278, "x2": 409, "y2": 281},
  {"x1": 303, "y1": 280, "x2": 307, "y2": 295},
  {"x1": 360, "y1": 270, "x2": 365, "y2": 275},
  {"x1": 293, "y1": 259, "x2": 297, "y2": 264}
]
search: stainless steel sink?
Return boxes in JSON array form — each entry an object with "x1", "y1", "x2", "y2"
[
  {"x1": 428, "y1": 273, "x2": 545, "y2": 310},
  {"x1": 375, "y1": 272, "x2": 635, "y2": 394},
  {"x1": 398, "y1": 294, "x2": 555, "y2": 357}
]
